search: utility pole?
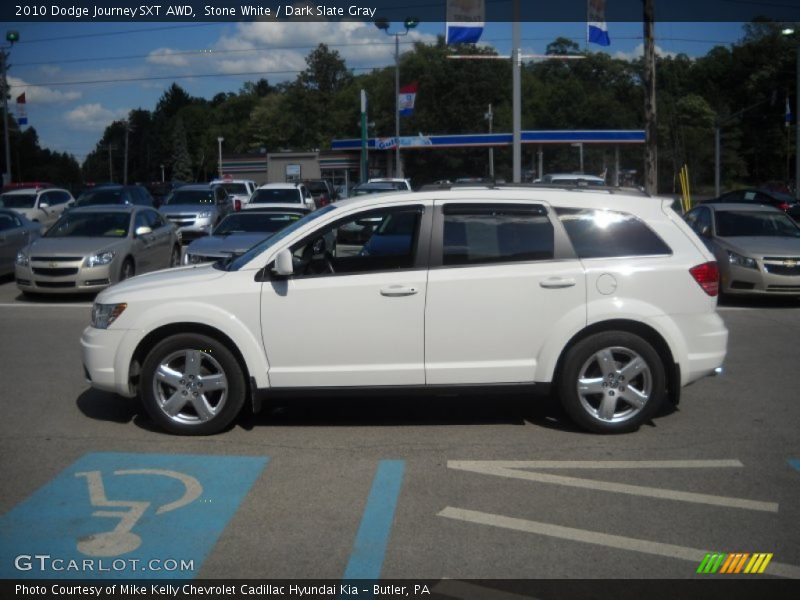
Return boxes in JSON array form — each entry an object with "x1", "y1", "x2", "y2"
[
  {"x1": 512, "y1": 2, "x2": 521, "y2": 183},
  {"x1": 643, "y1": 0, "x2": 658, "y2": 194},
  {"x1": 217, "y1": 137, "x2": 224, "y2": 179},
  {"x1": 360, "y1": 89, "x2": 368, "y2": 183},
  {"x1": 123, "y1": 121, "x2": 131, "y2": 185},
  {"x1": 1, "y1": 31, "x2": 19, "y2": 186},
  {"x1": 485, "y1": 103, "x2": 494, "y2": 180},
  {"x1": 107, "y1": 144, "x2": 115, "y2": 183}
]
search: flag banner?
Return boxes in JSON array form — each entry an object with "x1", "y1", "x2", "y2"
[
  {"x1": 399, "y1": 82, "x2": 418, "y2": 117},
  {"x1": 588, "y1": 0, "x2": 611, "y2": 46},
  {"x1": 446, "y1": 0, "x2": 485, "y2": 44},
  {"x1": 16, "y1": 92, "x2": 27, "y2": 125},
  {"x1": 786, "y1": 96, "x2": 792, "y2": 128}
]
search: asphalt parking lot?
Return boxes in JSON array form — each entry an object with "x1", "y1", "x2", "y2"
[{"x1": 0, "y1": 273, "x2": 799, "y2": 584}]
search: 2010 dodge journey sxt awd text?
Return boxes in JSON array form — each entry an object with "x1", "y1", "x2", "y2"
[{"x1": 81, "y1": 187, "x2": 728, "y2": 435}]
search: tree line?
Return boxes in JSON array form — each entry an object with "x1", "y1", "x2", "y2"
[{"x1": 2, "y1": 20, "x2": 797, "y2": 193}]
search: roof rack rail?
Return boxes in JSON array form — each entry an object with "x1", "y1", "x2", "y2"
[{"x1": 417, "y1": 182, "x2": 651, "y2": 197}]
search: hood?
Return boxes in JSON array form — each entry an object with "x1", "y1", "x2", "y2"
[
  {"x1": 186, "y1": 232, "x2": 272, "y2": 256},
  {"x1": 718, "y1": 236, "x2": 800, "y2": 257},
  {"x1": 97, "y1": 263, "x2": 226, "y2": 303},
  {"x1": 24, "y1": 236, "x2": 128, "y2": 258},
  {"x1": 160, "y1": 204, "x2": 218, "y2": 215}
]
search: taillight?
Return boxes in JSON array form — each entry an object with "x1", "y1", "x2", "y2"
[
  {"x1": 778, "y1": 201, "x2": 791, "y2": 211},
  {"x1": 689, "y1": 261, "x2": 719, "y2": 296},
  {"x1": 234, "y1": 199, "x2": 242, "y2": 211},
  {"x1": 319, "y1": 194, "x2": 329, "y2": 207}
]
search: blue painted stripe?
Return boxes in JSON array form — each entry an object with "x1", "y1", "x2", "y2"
[
  {"x1": 343, "y1": 460, "x2": 405, "y2": 580},
  {"x1": 790, "y1": 459, "x2": 800, "y2": 472}
]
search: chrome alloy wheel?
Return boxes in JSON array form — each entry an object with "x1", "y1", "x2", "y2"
[
  {"x1": 152, "y1": 349, "x2": 228, "y2": 425},
  {"x1": 576, "y1": 346, "x2": 652, "y2": 423}
]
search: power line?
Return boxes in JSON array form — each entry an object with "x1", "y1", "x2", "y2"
[{"x1": 16, "y1": 23, "x2": 222, "y2": 44}]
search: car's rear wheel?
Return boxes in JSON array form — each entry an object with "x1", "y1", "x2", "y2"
[
  {"x1": 140, "y1": 333, "x2": 246, "y2": 435},
  {"x1": 169, "y1": 245, "x2": 181, "y2": 267},
  {"x1": 119, "y1": 258, "x2": 135, "y2": 281},
  {"x1": 558, "y1": 331, "x2": 665, "y2": 433}
]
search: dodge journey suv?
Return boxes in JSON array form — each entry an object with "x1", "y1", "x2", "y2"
[{"x1": 81, "y1": 187, "x2": 727, "y2": 435}]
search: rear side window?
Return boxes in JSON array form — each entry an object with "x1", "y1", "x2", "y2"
[
  {"x1": 442, "y1": 204, "x2": 554, "y2": 266},
  {"x1": 555, "y1": 208, "x2": 671, "y2": 258}
]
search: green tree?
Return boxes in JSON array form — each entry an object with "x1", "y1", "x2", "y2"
[{"x1": 170, "y1": 116, "x2": 193, "y2": 181}]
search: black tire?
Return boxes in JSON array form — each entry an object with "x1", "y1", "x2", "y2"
[
  {"x1": 119, "y1": 258, "x2": 135, "y2": 281},
  {"x1": 140, "y1": 333, "x2": 246, "y2": 435},
  {"x1": 558, "y1": 331, "x2": 666, "y2": 434},
  {"x1": 169, "y1": 245, "x2": 181, "y2": 267}
]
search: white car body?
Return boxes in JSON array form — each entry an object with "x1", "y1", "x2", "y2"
[
  {"x1": 247, "y1": 183, "x2": 315, "y2": 211},
  {"x1": 0, "y1": 187, "x2": 75, "y2": 231},
  {"x1": 368, "y1": 178, "x2": 412, "y2": 191},
  {"x1": 81, "y1": 187, "x2": 727, "y2": 434},
  {"x1": 210, "y1": 179, "x2": 256, "y2": 207}
]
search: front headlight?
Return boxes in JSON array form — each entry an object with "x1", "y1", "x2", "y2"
[
  {"x1": 91, "y1": 303, "x2": 127, "y2": 329},
  {"x1": 84, "y1": 251, "x2": 116, "y2": 267},
  {"x1": 184, "y1": 253, "x2": 205, "y2": 264},
  {"x1": 15, "y1": 251, "x2": 29, "y2": 267},
  {"x1": 727, "y1": 250, "x2": 758, "y2": 270}
]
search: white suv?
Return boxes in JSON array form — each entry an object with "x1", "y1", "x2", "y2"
[{"x1": 81, "y1": 187, "x2": 727, "y2": 435}]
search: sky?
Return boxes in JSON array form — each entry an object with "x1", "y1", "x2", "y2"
[{"x1": 5, "y1": 20, "x2": 748, "y2": 163}]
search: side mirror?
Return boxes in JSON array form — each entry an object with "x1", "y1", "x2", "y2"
[
  {"x1": 272, "y1": 248, "x2": 294, "y2": 276},
  {"x1": 698, "y1": 224, "x2": 711, "y2": 238},
  {"x1": 39, "y1": 201, "x2": 50, "y2": 208},
  {"x1": 135, "y1": 225, "x2": 152, "y2": 237}
]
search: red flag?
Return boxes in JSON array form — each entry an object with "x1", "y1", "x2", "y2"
[{"x1": 16, "y1": 93, "x2": 25, "y2": 104}]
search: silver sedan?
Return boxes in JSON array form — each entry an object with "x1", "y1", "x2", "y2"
[
  {"x1": 685, "y1": 202, "x2": 800, "y2": 296},
  {"x1": 0, "y1": 209, "x2": 41, "y2": 276}
]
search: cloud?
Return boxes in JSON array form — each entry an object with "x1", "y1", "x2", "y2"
[
  {"x1": 7, "y1": 76, "x2": 81, "y2": 103},
  {"x1": 613, "y1": 43, "x2": 679, "y2": 61},
  {"x1": 146, "y1": 48, "x2": 191, "y2": 67},
  {"x1": 65, "y1": 103, "x2": 128, "y2": 132}
]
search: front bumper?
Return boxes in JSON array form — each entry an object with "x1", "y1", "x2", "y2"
[
  {"x1": 722, "y1": 261, "x2": 800, "y2": 295},
  {"x1": 16, "y1": 260, "x2": 114, "y2": 294},
  {"x1": 81, "y1": 326, "x2": 136, "y2": 396}
]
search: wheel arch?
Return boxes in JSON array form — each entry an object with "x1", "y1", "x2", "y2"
[{"x1": 552, "y1": 319, "x2": 681, "y2": 405}]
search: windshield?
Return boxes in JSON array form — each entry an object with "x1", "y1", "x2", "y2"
[
  {"x1": 46, "y1": 212, "x2": 130, "y2": 238},
  {"x1": 222, "y1": 204, "x2": 336, "y2": 271},
  {"x1": 0, "y1": 193, "x2": 37, "y2": 208},
  {"x1": 305, "y1": 182, "x2": 328, "y2": 193},
  {"x1": 76, "y1": 189, "x2": 125, "y2": 206},
  {"x1": 218, "y1": 183, "x2": 249, "y2": 195},
  {"x1": 250, "y1": 188, "x2": 301, "y2": 204},
  {"x1": 716, "y1": 211, "x2": 800, "y2": 238},
  {"x1": 165, "y1": 190, "x2": 215, "y2": 205},
  {"x1": 214, "y1": 212, "x2": 304, "y2": 235}
]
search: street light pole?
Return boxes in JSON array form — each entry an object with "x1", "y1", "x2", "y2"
[
  {"x1": 512, "y1": 10, "x2": 521, "y2": 183},
  {"x1": 375, "y1": 17, "x2": 418, "y2": 180},
  {"x1": 1, "y1": 31, "x2": 19, "y2": 186},
  {"x1": 485, "y1": 104, "x2": 494, "y2": 180},
  {"x1": 217, "y1": 136, "x2": 224, "y2": 179}
]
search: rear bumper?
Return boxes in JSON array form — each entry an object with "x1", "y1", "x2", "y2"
[{"x1": 657, "y1": 312, "x2": 728, "y2": 386}]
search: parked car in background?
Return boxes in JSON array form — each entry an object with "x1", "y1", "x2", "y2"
[
  {"x1": 210, "y1": 178, "x2": 256, "y2": 210},
  {"x1": 184, "y1": 207, "x2": 309, "y2": 265},
  {"x1": 367, "y1": 177, "x2": 412, "y2": 191},
  {"x1": 145, "y1": 181, "x2": 186, "y2": 208},
  {"x1": 74, "y1": 185, "x2": 154, "y2": 209},
  {"x1": 246, "y1": 183, "x2": 314, "y2": 211},
  {"x1": 1, "y1": 182, "x2": 54, "y2": 193},
  {"x1": 16, "y1": 205, "x2": 180, "y2": 295},
  {"x1": 82, "y1": 187, "x2": 727, "y2": 435},
  {"x1": 707, "y1": 188, "x2": 800, "y2": 223},
  {"x1": 685, "y1": 202, "x2": 800, "y2": 296},
  {"x1": 0, "y1": 208, "x2": 42, "y2": 276},
  {"x1": 0, "y1": 187, "x2": 75, "y2": 230},
  {"x1": 351, "y1": 182, "x2": 409, "y2": 196},
  {"x1": 159, "y1": 184, "x2": 233, "y2": 241},
  {"x1": 303, "y1": 179, "x2": 337, "y2": 208},
  {"x1": 535, "y1": 173, "x2": 606, "y2": 186}
]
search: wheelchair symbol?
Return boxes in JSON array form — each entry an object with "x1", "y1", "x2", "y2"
[{"x1": 74, "y1": 469, "x2": 202, "y2": 557}]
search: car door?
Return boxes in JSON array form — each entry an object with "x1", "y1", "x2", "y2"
[
  {"x1": 144, "y1": 209, "x2": 173, "y2": 268},
  {"x1": 0, "y1": 212, "x2": 26, "y2": 274},
  {"x1": 131, "y1": 210, "x2": 157, "y2": 272},
  {"x1": 424, "y1": 200, "x2": 586, "y2": 385},
  {"x1": 37, "y1": 191, "x2": 60, "y2": 228},
  {"x1": 259, "y1": 201, "x2": 432, "y2": 388}
]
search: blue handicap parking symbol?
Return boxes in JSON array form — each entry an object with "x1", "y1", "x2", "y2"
[{"x1": 0, "y1": 452, "x2": 268, "y2": 579}]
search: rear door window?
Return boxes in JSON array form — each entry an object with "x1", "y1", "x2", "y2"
[{"x1": 555, "y1": 208, "x2": 672, "y2": 258}]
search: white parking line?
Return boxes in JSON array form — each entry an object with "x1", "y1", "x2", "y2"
[
  {"x1": 448, "y1": 460, "x2": 778, "y2": 513},
  {"x1": 0, "y1": 303, "x2": 92, "y2": 308},
  {"x1": 438, "y1": 507, "x2": 800, "y2": 579}
]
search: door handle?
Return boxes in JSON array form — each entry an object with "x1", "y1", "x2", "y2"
[
  {"x1": 540, "y1": 277, "x2": 576, "y2": 289},
  {"x1": 380, "y1": 285, "x2": 418, "y2": 297}
]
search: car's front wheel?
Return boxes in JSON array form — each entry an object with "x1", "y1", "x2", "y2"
[
  {"x1": 558, "y1": 331, "x2": 665, "y2": 433},
  {"x1": 140, "y1": 333, "x2": 246, "y2": 435}
]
